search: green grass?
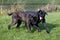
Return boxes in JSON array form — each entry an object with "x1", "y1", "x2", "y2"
[{"x1": 0, "y1": 12, "x2": 60, "y2": 40}]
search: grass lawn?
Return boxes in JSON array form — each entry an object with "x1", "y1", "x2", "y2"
[{"x1": 0, "y1": 12, "x2": 60, "y2": 40}]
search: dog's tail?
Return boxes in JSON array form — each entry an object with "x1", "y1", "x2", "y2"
[
  {"x1": 7, "y1": 10, "x2": 13, "y2": 16},
  {"x1": 8, "y1": 13, "x2": 13, "y2": 16}
]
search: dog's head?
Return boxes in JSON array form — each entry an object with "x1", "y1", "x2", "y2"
[{"x1": 37, "y1": 10, "x2": 47, "y2": 20}]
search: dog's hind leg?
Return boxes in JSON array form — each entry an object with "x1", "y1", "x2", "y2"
[
  {"x1": 26, "y1": 19, "x2": 31, "y2": 33},
  {"x1": 16, "y1": 20, "x2": 21, "y2": 29},
  {"x1": 8, "y1": 18, "x2": 17, "y2": 29}
]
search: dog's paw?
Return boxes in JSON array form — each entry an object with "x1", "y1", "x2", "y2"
[
  {"x1": 8, "y1": 25, "x2": 11, "y2": 30},
  {"x1": 46, "y1": 31, "x2": 50, "y2": 34}
]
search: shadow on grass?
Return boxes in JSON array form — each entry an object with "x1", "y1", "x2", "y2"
[
  {"x1": 32, "y1": 23, "x2": 60, "y2": 33},
  {"x1": 11, "y1": 22, "x2": 60, "y2": 33}
]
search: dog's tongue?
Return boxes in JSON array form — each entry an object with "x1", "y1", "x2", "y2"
[{"x1": 40, "y1": 17, "x2": 43, "y2": 20}]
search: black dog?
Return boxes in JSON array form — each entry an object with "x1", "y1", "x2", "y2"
[{"x1": 8, "y1": 10, "x2": 49, "y2": 33}]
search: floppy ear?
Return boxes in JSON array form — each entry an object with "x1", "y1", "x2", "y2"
[
  {"x1": 42, "y1": 10, "x2": 48, "y2": 15},
  {"x1": 45, "y1": 12, "x2": 48, "y2": 15},
  {"x1": 37, "y1": 10, "x2": 42, "y2": 16},
  {"x1": 37, "y1": 10, "x2": 41, "y2": 13}
]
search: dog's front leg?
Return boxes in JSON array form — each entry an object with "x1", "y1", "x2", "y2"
[
  {"x1": 42, "y1": 22, "x2": 49, "y2": 33},
  {"x1": 33, "y1": 24, "x2": 41, "y2": 32}
]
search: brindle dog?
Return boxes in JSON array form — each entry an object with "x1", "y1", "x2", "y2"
[{"x1": 8, "y1": 10, "x2": 41, "y2": 32}]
